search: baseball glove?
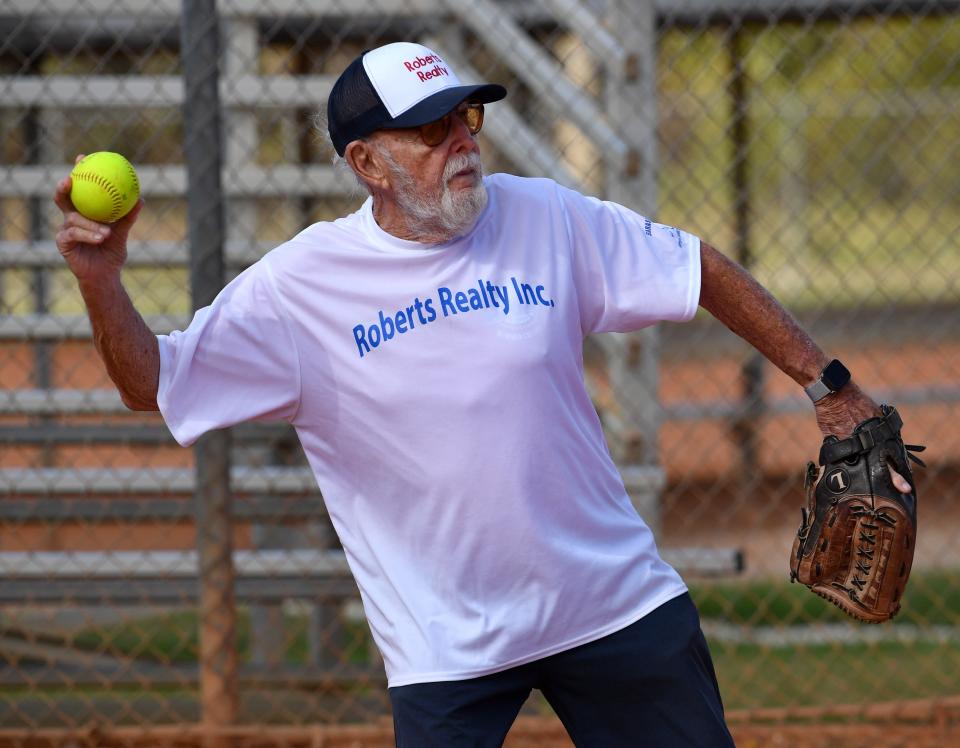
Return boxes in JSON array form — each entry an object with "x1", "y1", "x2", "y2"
[{"x1": 790, "y1": 405, "x2": 925, "y2": 623}]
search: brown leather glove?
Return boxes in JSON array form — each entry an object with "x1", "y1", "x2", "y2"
[{"x1": 790, "y1": 405, "x2": 924, "y2": 623}]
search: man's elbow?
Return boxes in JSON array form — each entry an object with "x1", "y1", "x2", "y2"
[{"x1": 120, "y1": 390, "x2": 159, "y2": 411}]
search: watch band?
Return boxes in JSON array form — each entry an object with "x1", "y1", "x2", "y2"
[
  {"x1": 804, "y1": 359, "x2": 851, "y2": 403},
  {"x1": 804, "y1": 378, "x2": 833, "y2": 403}
]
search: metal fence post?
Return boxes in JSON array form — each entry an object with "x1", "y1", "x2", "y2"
[
  {"x1": 180, "y1": 1, "x2": 238, "y2": 742},
  {"x1": 604, "y1": 0, "x2": 665, "y2": 531},
  {"x1": 22, "y1": 54, "x2": 54, "y2": 466},
  {"x1": 727, "y1": 24, "x2": 766, "y2": 479}
]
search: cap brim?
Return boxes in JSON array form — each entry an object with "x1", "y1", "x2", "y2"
[{"x1": 384, "y1": 84, "x2": 507, "y2": 129}]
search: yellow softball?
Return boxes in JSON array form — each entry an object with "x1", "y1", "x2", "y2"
[{"x1": 69, "y1": 151, "x2": 140, "y2": 223}]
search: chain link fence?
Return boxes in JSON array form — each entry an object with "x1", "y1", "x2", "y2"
[{"x1": 1, "y1": 0, "x2": 959, "y2": 745}]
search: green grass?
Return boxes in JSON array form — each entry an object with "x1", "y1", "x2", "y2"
[
  {"x1": 688, "y1": 569, "x2": 960, "y2": 627},
  {"x1": 66, "y1": 607, "x2": 373, "y2": 666},
  {"x1": 69, "y1": 609, "x2": 208, "y2": 663},
  {"x1": 7, "y1": 570, "x2": 958, "y2": 711},
  {"x1": 49, "y1": 570, "x2": 960, "y2": 662},
  {"x1": 688, "y1": 570, "x2": 960, "y2": 708},
  {"x1": 714, "y1": 640, "x2": 960, "y2": 709}
]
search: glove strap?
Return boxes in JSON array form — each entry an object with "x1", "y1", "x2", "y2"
[{"x1": 818, "y1": 405, "x2": 902, "y2": 465}]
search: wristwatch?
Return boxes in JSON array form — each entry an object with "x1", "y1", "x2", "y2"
[{"x1": 804, "y1": 359, "x2": 851, "y2": 403}]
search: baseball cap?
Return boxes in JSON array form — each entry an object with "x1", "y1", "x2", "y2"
[{"x1": 327, "y1": 42, "x2": 507, "y2": 156}]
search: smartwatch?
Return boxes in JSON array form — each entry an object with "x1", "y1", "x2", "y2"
[{"x1": 804, "y1": 359, "x2": 851, "y2": 403}]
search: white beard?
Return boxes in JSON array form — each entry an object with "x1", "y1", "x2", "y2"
[{"x1": 378, "y1": 148, "x2": 488, "y2": 243}]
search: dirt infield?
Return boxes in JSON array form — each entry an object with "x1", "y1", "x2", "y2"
[
  {"x1": 731, "y1": 725, "x2": 960, "y2": 748},
  {"x1": 0, "y1": 712, "x2": 958, "y2": 748},
  {"x1": 2, "y1": 695, "x2": 960, "y2": 747}
]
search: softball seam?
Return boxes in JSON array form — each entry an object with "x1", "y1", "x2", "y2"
[{"x1": 73, "y1": 170, "x2": 128, "y2": 222}]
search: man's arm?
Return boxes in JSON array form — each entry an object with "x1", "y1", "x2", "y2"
[
  {"x1": 76, "y1": 272, "x2": 160, "y2": 411},
  {"x1": 54, "y1": 162, "x2": 159, "y2": 411},
  {"x1": 697, "y1": 241, "x2": 911, "y2": 492}
]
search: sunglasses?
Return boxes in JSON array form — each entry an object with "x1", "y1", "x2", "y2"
[{"x1": 416, "y1": 102, "x2": 485, "y2": 147}]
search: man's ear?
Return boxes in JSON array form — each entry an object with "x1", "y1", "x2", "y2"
[{"x1": 345, "y1": 139, "x2": 390, "y2": 192}]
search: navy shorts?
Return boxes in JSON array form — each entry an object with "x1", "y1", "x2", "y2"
[{"x1": 389, "y1": 592, "x2": 735, "y2": 747}]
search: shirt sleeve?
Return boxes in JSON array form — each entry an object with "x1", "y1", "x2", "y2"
[
  {"x1": 156, "y1": 260, "x2": 301, "y2": 446},
  {"x1": 559, "y1": 185, "x2": 702, "y2": 336}
]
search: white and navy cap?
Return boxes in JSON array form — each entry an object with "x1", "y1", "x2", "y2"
[{"x1": 327, "y1": 42, "x2": 507, "y2": 156}]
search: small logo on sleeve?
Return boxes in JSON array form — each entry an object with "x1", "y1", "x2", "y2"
[{"x1": 644, "y1": 220, "x2": 687, "y2": 251}]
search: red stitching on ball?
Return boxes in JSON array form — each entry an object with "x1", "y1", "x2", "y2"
[{"x1": 75, "y1": 170, "x2": 123, "y2": 220}]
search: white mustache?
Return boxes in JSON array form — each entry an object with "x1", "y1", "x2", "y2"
[{"x1": 444, "y1": 152, "x2": 483, "y2": 182}]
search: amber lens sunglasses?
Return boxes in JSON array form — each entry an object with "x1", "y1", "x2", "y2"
[{"x1": 417, "y1": 102, "x2": 485, "y2": 146}]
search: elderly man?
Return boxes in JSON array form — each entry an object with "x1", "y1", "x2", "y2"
[{"x1": 55, "y1": 41, "x2": 909, "y2": 747}]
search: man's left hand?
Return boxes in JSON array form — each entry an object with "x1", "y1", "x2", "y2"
[{"x1": 812, "y1": 382, "x2": 912, "y2": 493}]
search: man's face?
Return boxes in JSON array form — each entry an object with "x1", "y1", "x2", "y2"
[{"x1": 372, "y1": 103, "x2": 488, "y2": 241}]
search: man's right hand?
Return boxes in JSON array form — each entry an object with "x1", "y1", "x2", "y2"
[
  {"x1": 54, "y1": 154, "x2": 143, "y2": 284},
  {"x1": 52, "y1": 155, "x2": 160, "y2": 411}
]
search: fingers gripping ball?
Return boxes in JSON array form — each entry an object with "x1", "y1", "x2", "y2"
[{"x1": 70, "y1": 152, "x2": 140, "y2": 223}]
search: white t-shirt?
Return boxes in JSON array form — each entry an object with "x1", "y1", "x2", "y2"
[{"x1": 157, "y1": 173, "x2": 701, "y2": 687}]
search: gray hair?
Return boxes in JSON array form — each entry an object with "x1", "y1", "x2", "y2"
[{"x1": 311, "y1": 109, "x2": 370, "y2": 197}]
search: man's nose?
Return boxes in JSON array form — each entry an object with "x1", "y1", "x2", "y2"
[{"x1": 448, "y1": 114, "x2": 478, "y2": 154}]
